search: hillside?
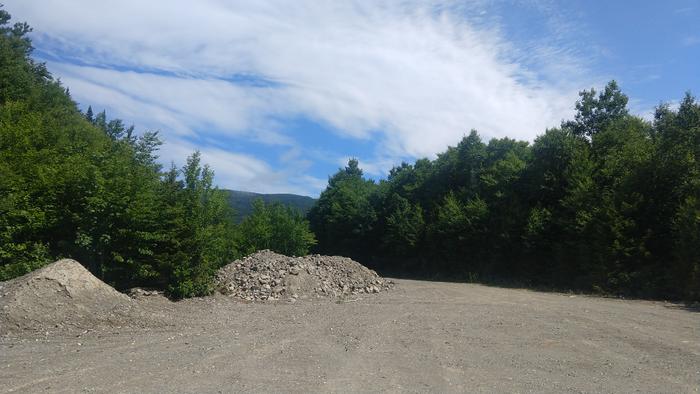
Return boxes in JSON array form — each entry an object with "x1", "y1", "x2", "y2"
[{"x1": 224, "y1": 190, "x2": 316, "y2": 222}]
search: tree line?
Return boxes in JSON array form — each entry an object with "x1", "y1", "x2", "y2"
[
  {"x1": 0, "y1": 8, "x2": 315, "y2": 297},
  {"x1": 2, "y1": 7, "x2": 698, "y2": 301},
  {"x1": 310, "y1": 82, "x2": 700, "y2": 301}
]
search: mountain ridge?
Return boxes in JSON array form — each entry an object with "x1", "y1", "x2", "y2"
[{"x1": 223, "y1": 190, "x2": 316, "y2": 222}]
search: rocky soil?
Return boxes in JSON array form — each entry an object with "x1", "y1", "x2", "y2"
[
  {"x1": 2, "y1": 279, "x2": 699, "y2": 393},
  {"x1": 2, "y1": 256, "x2": 699, "y2": 393},
  {"x1": 0, "y1": 252, "x2": 392, "y2": 336},
  {"x1": 214, "y1": 250, "x2": 393, "y2": 301},
  {"x1": 1, "y1": 260, "x2": 129, "y2": 334},
  {"x1": 0, "y1": 260, "x2": 171, "y2": 336}
]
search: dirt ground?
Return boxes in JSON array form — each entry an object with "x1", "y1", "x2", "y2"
[{"x1": 1, "y1": 279, "x2": 699, "y2": 393}]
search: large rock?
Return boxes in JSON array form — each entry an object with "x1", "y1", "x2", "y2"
[{"x1": 215, "y1": 250, "x2": 393, "y2": 302}]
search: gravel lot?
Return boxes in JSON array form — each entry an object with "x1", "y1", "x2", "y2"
[{"x1": 1, "y1": 278, "x2": 699, "y2": 393}]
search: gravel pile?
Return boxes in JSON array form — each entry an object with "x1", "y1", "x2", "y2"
[
  {"x1": 215, "y1": 250, "x2": 393, "y2": 301},
  {"x1": 0, "y1": 259, "x2": 156, "y2": 335}
]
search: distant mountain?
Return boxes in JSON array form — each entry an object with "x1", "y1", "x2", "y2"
[{"x1": 223, "y1": 190, "x2": 317, "y2": 222}]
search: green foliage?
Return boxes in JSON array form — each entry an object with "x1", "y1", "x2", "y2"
[
  {"x1": 310, "y1": 83, "x2": 700, "y2": 301},
  {"x1": 429, "y1": 193, "x2": 488, "y2": 272},
  {"x1": 672, "y1": 196, "x2": 700, "y2": 299},
  {"x1": 149, "y1": 153, "x2": 240, "y2": 298},
  {"x1": 0, "y1": 8, "x2": 244, "y2": 298},
  {"x1": 382, "y1": 194, "x2": 424, "y2": 256},
  {"x1": 3, "y1": 6, "x2": 699, "y2": 301},
  {"x1": 239, "y1": 199, "x2": 316, "y2": 256},
  {"x1": 308, "y1": 159, "x2": 377, "y2": 259},
  {"x1": 564, "y1": 80, "x2": 629, "y2": 138}
]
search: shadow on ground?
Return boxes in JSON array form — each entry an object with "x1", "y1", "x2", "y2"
[
  {"x1": 663, "y1": 302, "x2": 700, "y2": 313},
  {"x1": 368, "y1": 260, "x2": 699, "y2": 307}
]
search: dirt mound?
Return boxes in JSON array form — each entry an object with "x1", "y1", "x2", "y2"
[
  {"x1": 215, "y1": 250, "x2": 393, "y2": 301},
  {"x1": 0, "y1": 259, "x2": 149, "y2": 334}
]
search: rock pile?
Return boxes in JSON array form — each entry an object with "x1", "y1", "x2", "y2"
[{"x1": 215, "y1": 250, "x2": 393, "y2": 301}]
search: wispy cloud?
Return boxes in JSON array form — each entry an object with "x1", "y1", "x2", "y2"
[
  {"x1": 160, "y1": 137, "x2": 325, "y2": 196},
  {"x1": 674, "y1": 6, "x2": 695, "y2": 14},
  {"x1": 6, "y1": 0, "x2": 595, "y2": 195},
  {"x1": 682, "y1": 35, "x2": 700, "y2": 47}
]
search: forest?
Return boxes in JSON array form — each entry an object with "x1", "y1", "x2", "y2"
[
  {"x1": 309, "y1": 83, "x2": 700, "y2": 301},
  {"x1": 0, "y1": 8, "x2": 315, "y2": 298},
  {"x1": 1, "y1": 7, "x2": 698, "y2": 300}
]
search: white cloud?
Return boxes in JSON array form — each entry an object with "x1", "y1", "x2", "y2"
[
  {"x1": 52, "y1": 63, "x2": 292, "y2": 141},
  {"x1": 338, "y1": 156, "x2": 400, "y2": 178},
  {"x1": 5, "y1": 0, "x2": 595, "y2": 194},
  {"x1": 160, "y1": 137, "x2": 325, "y2": 196}
]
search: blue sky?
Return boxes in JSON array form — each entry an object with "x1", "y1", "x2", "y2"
[{"x1": 5, "y1": 0, "x2": 699, "y2": 196}]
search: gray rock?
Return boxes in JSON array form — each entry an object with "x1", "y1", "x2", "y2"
[{"x1": 214, "y1": 250, "x2": 394, "y2": 302}]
